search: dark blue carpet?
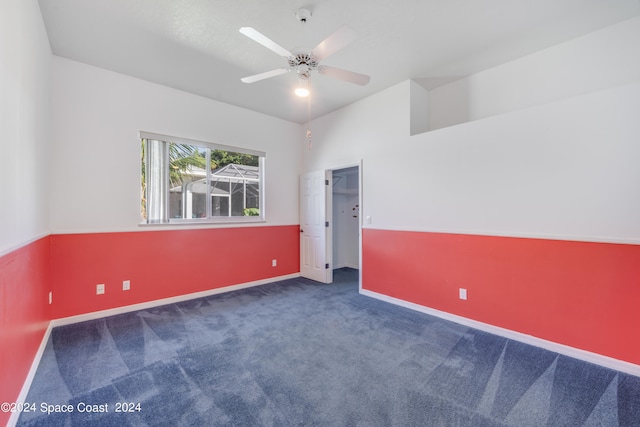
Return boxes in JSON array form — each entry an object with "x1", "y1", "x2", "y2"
[{"x1": 18, "y1": 269, "x2": 640, "y2": 426}]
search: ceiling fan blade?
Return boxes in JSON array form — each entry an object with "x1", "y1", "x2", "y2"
[
  {"x1": 241, "y1": 68, "x2": 289, "y2": 83},
  {"x1": 318, "y1": 65, "x2": 370, "y2": 86},
  {"x1": 312, "y1": 25, "x2": 357, "y2": 61},
  {"x1": 239, "y1": 27, "x2": 292, "y2": 58}
]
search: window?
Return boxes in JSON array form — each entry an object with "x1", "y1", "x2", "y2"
[{"x1": 140, "y1": 132, "x2": 265, "y2": 224}]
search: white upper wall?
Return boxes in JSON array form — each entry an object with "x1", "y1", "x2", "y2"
[
  {"x1": 305, "y1": 17, "x2": 640, "y2": 244},
  {"x1": 50, "y1": 57, "x2": 302, "y2": 233},
  {"x1": 429, "y1": 15, "x2": 640, "y2": 130},
  {"x1": 0, "y1": 0, "x2": 52, "y2": 254}
]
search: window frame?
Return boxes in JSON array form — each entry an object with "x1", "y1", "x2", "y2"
[{"x1": 140, "y1": 131, "x2": 266, "y2": 225}]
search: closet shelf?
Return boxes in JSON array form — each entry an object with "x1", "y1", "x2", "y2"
[{"x1": 333, "y1": 189, "x2": 358, "y2": 195}]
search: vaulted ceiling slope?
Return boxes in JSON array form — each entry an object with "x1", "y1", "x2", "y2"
[{"x1": 38, "y1": 0, "x2": 640, "y2": 124}]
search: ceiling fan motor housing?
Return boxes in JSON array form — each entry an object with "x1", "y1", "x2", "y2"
[{"x1": 289, "y1": 52, "x2": 318, "y2": 78}]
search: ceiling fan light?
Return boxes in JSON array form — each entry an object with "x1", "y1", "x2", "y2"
[
  {"x1": 295, "y1": 78, "x2": 310, "y2": 97},
  {"x1": 295, "y1": 87, "x2": 310, "y2": 97}
]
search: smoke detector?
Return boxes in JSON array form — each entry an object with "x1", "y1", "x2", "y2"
[{"x1": 295, "y1": 8, "x2": 312, "y2": 23}]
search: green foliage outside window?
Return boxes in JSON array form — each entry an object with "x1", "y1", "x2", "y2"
[{"x1": 243, "y1": 208, "x2": 260, "y2": 216}]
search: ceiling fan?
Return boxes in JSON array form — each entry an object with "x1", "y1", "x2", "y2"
[{"x1": 239, "y1": 12, "x2": 370, "y2": 89}]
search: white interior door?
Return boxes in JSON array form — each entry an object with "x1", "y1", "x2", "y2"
[{"x1": 300, "y1": 170, "x2": 332, "y2": 283}]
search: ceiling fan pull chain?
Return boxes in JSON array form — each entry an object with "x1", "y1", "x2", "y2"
[{"x1": 307, "y1": 78, "x2": 312, "y2": 150}]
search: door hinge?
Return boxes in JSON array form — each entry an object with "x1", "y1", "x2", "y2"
[
  {"x1": 325, "y1": 179, "x2": 329, "y2": 185},
  {"x1": 325, "y1": 221, "x2": 329, "y2": 227},
  {"x1": 325, "y1": 263, "x2": 330, "y2": 269}
]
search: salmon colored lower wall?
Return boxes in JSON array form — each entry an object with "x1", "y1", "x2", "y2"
[
  {"x1": 0, "y1": 237, "x2": 51, "y2": 426},
  {"x1": 50, "y1": 225, "x2": 300, "y2": 319},
  {"x1": 362, "y1": 228, "x2": 640, "y2": 365}
]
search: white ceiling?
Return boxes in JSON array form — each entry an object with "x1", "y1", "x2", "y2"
[{"x1": 38, "y1": 0, "x2": 640, "y2": 124}]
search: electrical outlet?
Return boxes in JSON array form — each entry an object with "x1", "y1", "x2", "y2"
[
  {"x1": 97, "y1": 284, "x2": 105, "y2": 295},
  {"x1": 459, "y1": 288, "x2": 467, "y2": 300},
  {"x1": 272, "y1": 259, "x2": 277, "y2": 267},
  {"x1": 123, "y1": 280, "x2": 130, "y2": 291}
]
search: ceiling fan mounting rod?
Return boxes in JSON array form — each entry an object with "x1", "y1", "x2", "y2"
[{"x1": 295, "y1": 8, "x2": 312, "y2": 23}]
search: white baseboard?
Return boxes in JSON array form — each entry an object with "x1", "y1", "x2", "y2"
[
  {"x1": 9, "y1": 272, "x2": 301, "y2": 427},
  {"x1": 360, "y1": 289, "x2": 640, "y2": 377},
  {"x1": 8, "y1": 322, "x2": 54, "y2": 427},
  {"x1": 52, "y1": 273, "x2": 301, "y2": 327}
]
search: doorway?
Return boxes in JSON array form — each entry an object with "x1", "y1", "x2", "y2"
[{"x1": 331, "y1": 166, "x2": 360, "y2": 272}]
